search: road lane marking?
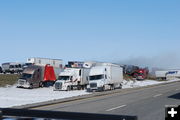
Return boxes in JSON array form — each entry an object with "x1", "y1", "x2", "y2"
[
  {"x1": 175, "y1": 89, "x2": 179, "y2": 91},
  {"x1": 106, "y1": 105, "x2": 127, "y2": 111},
  {"x1": 153, "y1": 94, "x2": 162, "y2": 98}
]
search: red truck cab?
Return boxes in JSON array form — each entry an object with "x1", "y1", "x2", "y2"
[{"x1": 134, "y1": 69, "x2": 149, "y2": 80}]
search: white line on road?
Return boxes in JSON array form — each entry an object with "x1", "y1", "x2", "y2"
[
  {"x1": 153, "y1": 94, "x2": 162, "y2": 98},
  {"x1": 106, "y1": 105, "x2": 127, "y2": 111},
  {"x1": 175, "y1": 89, "x2": 179, "y2": 91}
]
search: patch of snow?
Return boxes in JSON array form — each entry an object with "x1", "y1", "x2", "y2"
[
  {"x1": 122, "y1": 79, "x2": 180, "y2": 89},
  {"x1": 0, "y1": 85, "x2": 90, "y2": 108},
  {"x1": 0, "y1": 79, "x2": 180, "y2": 108}
]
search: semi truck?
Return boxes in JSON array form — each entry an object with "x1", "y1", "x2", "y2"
[
  {"x1": 87, "y1": 63, "x2": 123, "y2": 92},
  {"x1": 155, "y1": 70, "x2": 180, "y2": 80},
  {"x1": 54, "y1": 68, "x2": 90, "y2": 91},
  {"x1": 124, "y1": 65, "x2": 139, "y2": 76},
  {"x1": 155, "y1": 70, "x2": 168, "y2": 80},
  {"x1": 17, "y1": 64, "x2": 61, "y2": 88},
  {"x1": 1, "y1": 62, "x2": 24, "y2": 74},
  {"x1": 134, "y1": 68, "x2": 149, "y2": 80},
  {"x1": 17, "y1": 58, "x2": 63, "y2": 88}
]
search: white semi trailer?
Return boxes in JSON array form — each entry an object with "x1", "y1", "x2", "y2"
[
  {"x1": 54, "y1": 68, "x2": 90, "y2": 91},
  {"x1": 87, "y1": 63, "x2": 123, "y2": 92},
  {"x1": 155, "y1": 70, "x2": 180, "y2": 80},
  {"x1": 155, "y1": 70, "x2": 168, "y2": 80},
  {"x1": 27, "y1": 58, "x2": 63, "y2": 68}
]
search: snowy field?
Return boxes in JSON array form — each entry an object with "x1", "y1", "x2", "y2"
[
  {"x1": 122, "y1": 79, "x2": 180, "y2": 89},
  {"x1": 0, "y1": 79, "x2": 180, "y2": 108},
  {"x1": 0, "y1": 86, "x2": 90, "y2": 108}
]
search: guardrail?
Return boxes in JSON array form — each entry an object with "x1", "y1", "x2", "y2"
[{"x1": 0, "y1": 108, "x2": 137, "y2": 120}]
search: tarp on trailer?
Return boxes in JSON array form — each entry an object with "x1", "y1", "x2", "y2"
[{"x1": 43, "y1": 65, "x2": 56, "y2": 81}]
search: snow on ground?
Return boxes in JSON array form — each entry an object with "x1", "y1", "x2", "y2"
[
  {"x1": 122, "y1": 79, "x2": 180, "y2": 89},
  {"x1": 0, "y1": 85, "x2": 90, "y2": 108},
  {"x1": 0, "y1": 79, "x2": 180, "y2": 108}
]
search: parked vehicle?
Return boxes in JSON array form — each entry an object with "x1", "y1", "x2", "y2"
[
  {"x1": 0, "y1": 66, "x2": 2, "y2": 73},
  {"x1": 155, "y1": 70, "x2": 180, "y2": 80},
  {"x1": 17, "y1": 64, "x2": 61, "y2": 88},
  {"x1": 165, "y1": 70, "x2": 180, "y2": 80},
  {"x1": 134, "y1": 68, "x2": 149, "y2": 80},
  {"x1": 124, "y1": 65, "x2": 139, "y2": 76},
  {"x1": 155, "y1": 70, "x2": 168, "y2": 80},
  {"x1": 54, "y1": 68, "x2": 90, "y2": 91},
  {"x1": 2, "y1": 62, "x2": 24, "y2": 74},
  {"x1": 87, "y1": 63, "x2": 123, "y2": 92}
]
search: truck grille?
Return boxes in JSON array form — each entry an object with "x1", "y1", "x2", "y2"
[
  {"x1": 55, "y1": 82, "x2": 62, "y2": 90},
  {"x1": 90, "y1": 83, "x2": 97, "y2": 88},
  {"x1": 18, "y1": 79, "x2": 26, "y2": 85}
]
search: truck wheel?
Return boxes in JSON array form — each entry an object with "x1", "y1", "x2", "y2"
[
  {"x1": 82, "y1": 86, "x2": 85, "y2": 90},
  {"x1": 119, "y1": 84, "x2": 122, "y2": 89},
  {"x1": 87, "y1": 88, "x2": 90, "y2": 92},
  {"x1": 110, "y1": 84, "x2": 115, "y2": 90},
  {"x1": 30, "y1": 84, "x2": 34, "y2": 89},
  {"x1": 102, "y1": 86, "x2": 105, "y2": 91},
  {"x1": 39, "y1": 82, "x2": 43, "y2": 88},
  {"x1": 77, "y1": 86, "x2": 81, "y2": 90},
  {"x1": 67, "y1": 86, "x2": 71, "y2": 91}
]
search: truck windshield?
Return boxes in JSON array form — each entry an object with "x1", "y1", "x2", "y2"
[
  {"x1": 9, "y1": 65, "x2": 14, "y2": 68},
  {"x1": 21, "y1": 73, "x2": 32, "y2": 79},
  {"x1": 58, "y1": 76, "x2": 70, "y2": 80},
  {"x1": 89, "y1": 75, "x2": 104, "y2": 80}
]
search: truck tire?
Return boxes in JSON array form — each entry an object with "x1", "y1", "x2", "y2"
[
  {"x1": 110, "y1": 84, "x2": 115, "y2": 90},
  {"x1": 119, "y1": 84, "x2": 122, "y2": 89},
  {"x1": 39, "y1": 82, "x2": 43, "y2": 88},
  {"x1": 30, "y1": 84, "x2": 34, "y2": 89},
  {"x1": 102, "y1": 86, "x2": 105, "y2": 91},
  {"x1": 77, "y1": 86, "x2": 81, "y2": 90},
  {"x1": 67, "y1": 86, "x2": 71, "y2": 91},
  {"x1": 87, "y1": 88, "x2": 91, "y2": 92}
]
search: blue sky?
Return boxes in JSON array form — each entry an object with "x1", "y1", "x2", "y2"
[{"x1": 0, "y1": 0, "x2": 180, "y2": 68}]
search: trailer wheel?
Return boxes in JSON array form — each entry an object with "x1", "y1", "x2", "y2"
[
  {"x1": 67, "y1": 86, "x2": 71, "y2": 91},
  {"x1": 30, "y1": 84, "x2": 34, "y2": 89},
  {"x1": 77, "y1": 86, "x2": 81, "y2": 90}
]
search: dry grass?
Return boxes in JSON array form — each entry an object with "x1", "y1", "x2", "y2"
[
  {"x1": 123, "y1": 74, "x2": 134, "y2": 81},
  {"x1": 0, "y1": 74, "x2": 20, "y2": 87}
]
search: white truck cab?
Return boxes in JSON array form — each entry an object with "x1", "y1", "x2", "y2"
[
  {"x1": 54, "y1": 68, "x2": 89, "y2": 91},
  {"x1": 87, "y1": 64, "x2": 123, "y2": 92}
]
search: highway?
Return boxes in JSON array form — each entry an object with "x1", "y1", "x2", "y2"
[{"x1": 31, "y1": 81, "x2": 180, "y2": 120}]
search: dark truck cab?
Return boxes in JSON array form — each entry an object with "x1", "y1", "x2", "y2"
[{"x1": 17, "y1": 65, "x2": 57, "y2": 88}]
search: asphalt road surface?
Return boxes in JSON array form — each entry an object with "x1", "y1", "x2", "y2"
[{"x1": 32, "y1": 81, "x2": 180, "y2": 120}]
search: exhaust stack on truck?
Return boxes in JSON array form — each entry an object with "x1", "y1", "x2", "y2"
[{"x1": 87, "y1": 63, "x2": 123, "y2": 92}]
